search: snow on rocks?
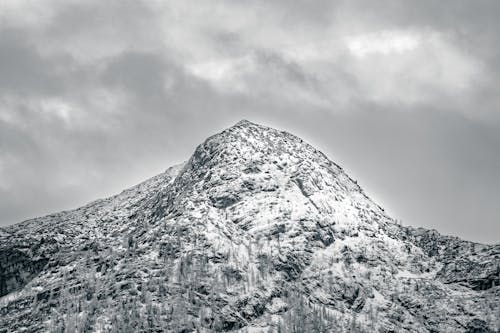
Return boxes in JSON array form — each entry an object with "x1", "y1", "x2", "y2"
[{"x1": 0, "y1": 120, "x2": 498, "y2": 332}]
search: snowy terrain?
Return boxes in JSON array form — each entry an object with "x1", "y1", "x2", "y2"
[{"x1": 1, "y1": 120, "x2": 499, "y2": 332}]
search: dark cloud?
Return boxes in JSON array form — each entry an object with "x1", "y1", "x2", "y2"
[
  {"x1": 0, "y1": 0, "x2": 498, "y2": 244},
  {"x1": 101, "y1": 52, "x2": 171, "y2": 100},
  {"x1": 0, "y1": 29, "x2": 62, "y2": 96}
]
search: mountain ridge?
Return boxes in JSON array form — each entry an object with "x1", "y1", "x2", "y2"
[{"x1": 1, "y1": 120, "x2": 499, "y2": 332}]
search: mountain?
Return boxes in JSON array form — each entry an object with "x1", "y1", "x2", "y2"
[{"x1": 1, "y1": 120, "x2": 499, "y2": 333}]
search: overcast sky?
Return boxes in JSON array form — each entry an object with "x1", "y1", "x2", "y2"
[{"x1": 1, "y1": 0, "x2": 499, "y2": 243}]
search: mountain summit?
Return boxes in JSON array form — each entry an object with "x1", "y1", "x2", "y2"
[{"x1": 1, "y1": 121, "x2": 499, "y2": 332}]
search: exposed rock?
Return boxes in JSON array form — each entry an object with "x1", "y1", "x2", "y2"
[{"x1": 0, "y1": 121, "x2": 498, "y2": 332}]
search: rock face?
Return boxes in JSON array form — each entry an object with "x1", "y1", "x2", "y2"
[{"x1": 1, "y1": 120, "x2": 499, "y2": 333}]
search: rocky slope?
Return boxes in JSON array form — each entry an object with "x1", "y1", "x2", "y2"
[{"x1": 1, "y1": 120, "x2": 499, "y2": 333}]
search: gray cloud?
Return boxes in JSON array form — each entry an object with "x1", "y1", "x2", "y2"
[
  {"x1": 0, "y1": 29, "x2": 62, "y2": 96},
  {"x1": 0, "y1": 0, "x2": 498, "y2": 243}
]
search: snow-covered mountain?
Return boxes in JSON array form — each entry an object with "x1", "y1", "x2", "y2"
[{"x1": 1, "y1": 120, "x2": 499, "y2": 332}]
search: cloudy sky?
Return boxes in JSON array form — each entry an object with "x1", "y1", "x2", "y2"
[{"x1": 1, "y1": 0, "x2": 499, "y2": 243}]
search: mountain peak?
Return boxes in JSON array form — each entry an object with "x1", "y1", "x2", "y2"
[
  {"x1": 227, "y1": 119, "x2": 274, "y2": 138},
  {"x1": 166, "y1": 120, "x2": 382, "y2": 230},
  {"x1": 233, "y1": 119, "x2": 255, "y2": 127},
  {"x1": 186, "y1": 119, "x2": 316, "y2": 177},
  {"x1": 227, "y1": 119, "x2": 280, "y2": 139}
]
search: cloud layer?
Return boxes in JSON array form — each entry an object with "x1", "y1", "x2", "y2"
[{"x1": 1, "y1": 0, "x2": 499, "y2": 243}]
